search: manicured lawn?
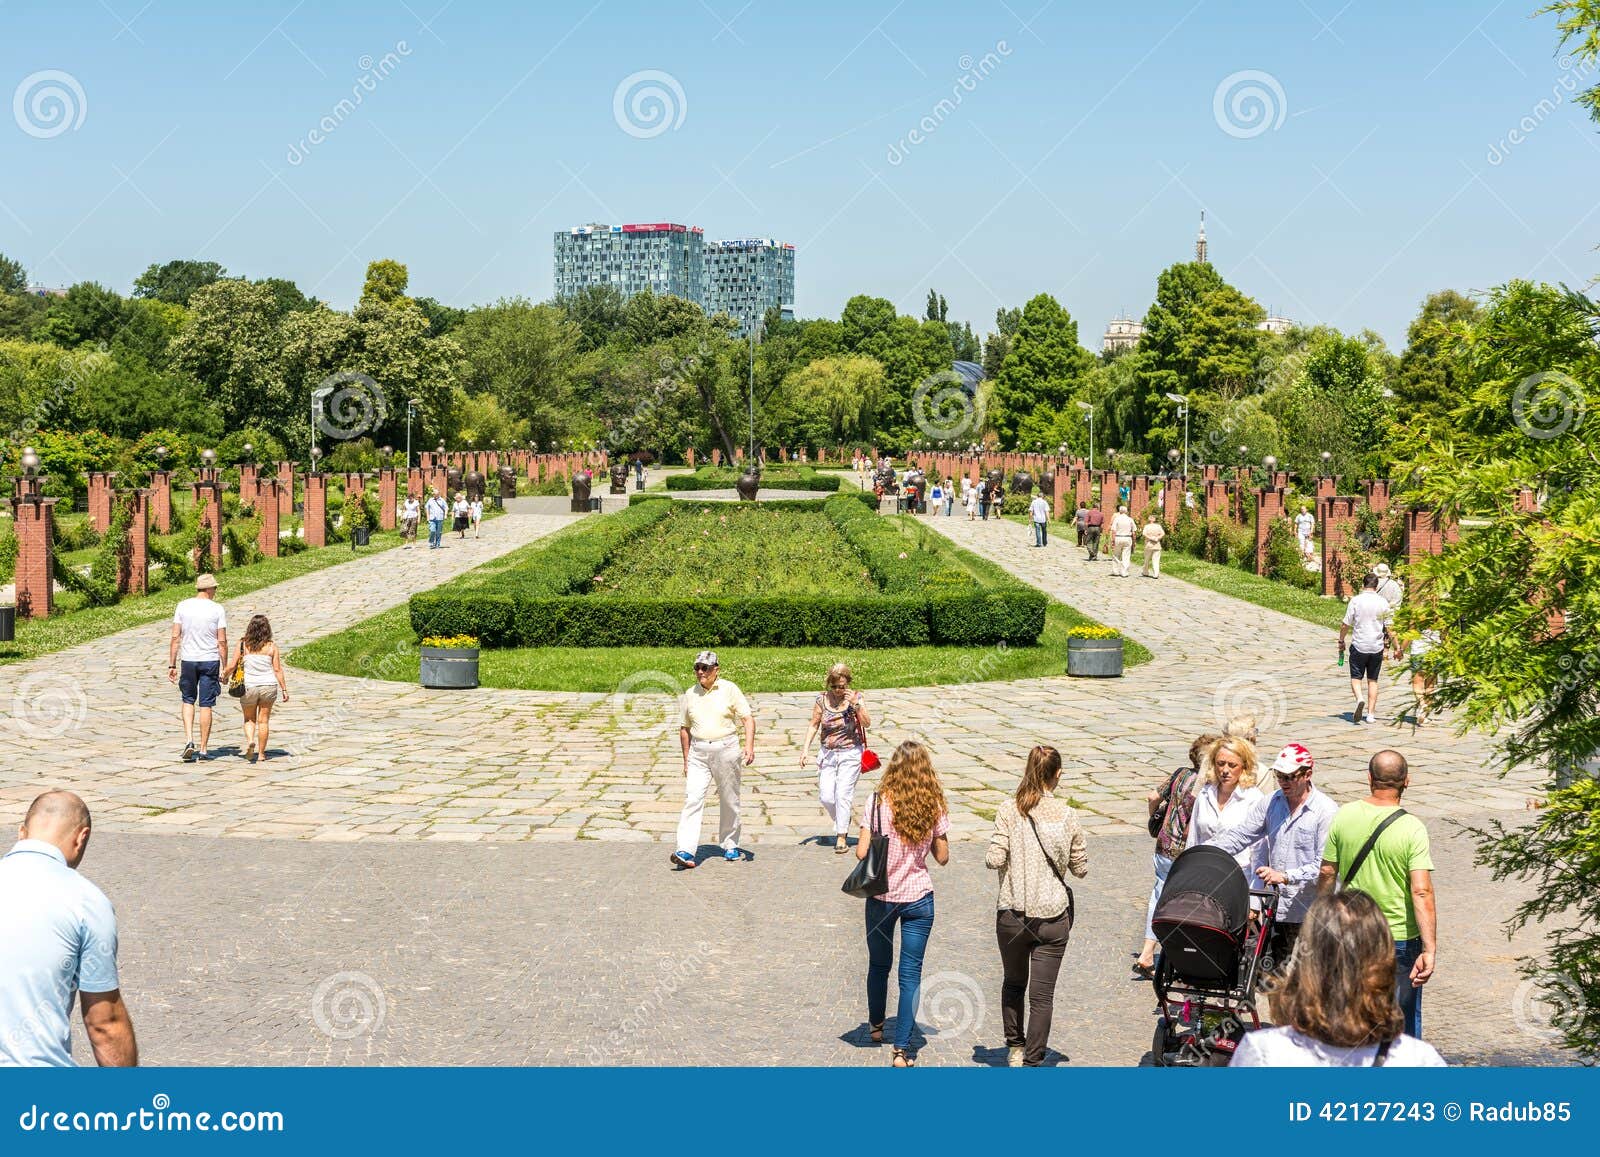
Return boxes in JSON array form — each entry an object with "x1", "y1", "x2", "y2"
[
  {"x1": 1156, "y1": 552, "x2": 1344, "y2": 629},
  {"x1": 0, "y1": 530, "x2": 404, "y2": 664},
  {"x1": 594, "y1": 506, "x2": 874, "y2": 598},
  {"x1": 289, "y1": 597, "x2": 1152, "y2": 693}
]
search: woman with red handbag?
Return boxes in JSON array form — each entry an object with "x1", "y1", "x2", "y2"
[{"x1": 799, "y1": 663, "x2": 876, "y2": 853}]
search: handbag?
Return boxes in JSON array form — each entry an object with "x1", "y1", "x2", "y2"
[
  {"x1": 1027, "y1": 811, "x2": 1075, "y2": 925},
  {"x1": 841, "y1": 793, "x2": 890, "y2": 899},
  {"x1": 227, "y1": 662, "x2": 246, "y2": 699},
  {"x1": 848, "y1": 694, "x2": 880, "y2": 773},
  {"x1": 1147, "y1": 766, "x2": 1187, "y2": 839}
]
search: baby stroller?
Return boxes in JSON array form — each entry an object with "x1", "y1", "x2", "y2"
[{"x1": 1149, "y1": 844, "x2": 1279, "y2": 1066}]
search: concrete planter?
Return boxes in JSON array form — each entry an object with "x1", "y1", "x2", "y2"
[
  {"x1": 420, "y1": 646, "x2": 480, "y2": 689},
  {"x1": 1067, "y1": 636, "x2": 1124, "y2": 677}
]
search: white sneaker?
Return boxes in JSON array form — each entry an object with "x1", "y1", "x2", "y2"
[
  {"x1": 1363, "y1": 713, "x2": 1377, "y2": 725},
  {"x1": 1008, "y1": 1046, "x2": 1026, "y2": 1068}
]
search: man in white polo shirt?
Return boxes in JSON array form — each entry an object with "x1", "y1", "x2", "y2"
[
  {"x1": 1028, "y1": 491, "x2": 1050, "y2": 547},
  {"x1": 0, "y1": 791, "x2": 137, "y2": 1067},
  {"x1": 168, "y1": 572, "x2": 227, "y2": 762},
  {"x1": 671, "y1": 651, "x2": 755, "y2": 870},
  {"x1": 1339, "y1": 572, "x2": 1395, "y2": 725}
]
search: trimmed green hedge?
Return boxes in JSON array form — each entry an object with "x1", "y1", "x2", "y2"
[
  {"x1": 626, "y1": 493, "x2": 875, "y2": 513},
  {"x1": 409, "y1": 494, "x2": 1045, "y2": 648},
  {"x1": 665, "y1": 467, "x2": 842, "y2": 492}
]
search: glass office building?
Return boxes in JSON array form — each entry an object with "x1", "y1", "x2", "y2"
[{"x1": 554, "y1": 224, "x2": 794, "y2": 334}]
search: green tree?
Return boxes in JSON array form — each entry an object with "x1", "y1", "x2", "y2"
[
  {"x1": 0, "y1": 252, "x2": 27, "y2": 294},
  {"x1": 782, "y1": 354, "x2": 886, "y2": 445},
  {"x1": 561, "y1": 284, "x2": 627, "y2": 352},
  {"x1": 170, "y1": 280, "x2": 292, "y2": 430},
  {"x1": 359, "y1": 259, "x2": 410, "y2": 307},
  {"x1": 982, "y1": 306, "x2": 1022, "y2": 380},
  {"x1": 33, "y1": 282, "x2": 128, "y2": 349},
  {"x1": 454, "y1": 299, "x2": 580, "y2": 439},
  {"x1": 1394, "y1": 289, "x2": 1481, "y2": 426},
  {"x1": 131, "y1": 260, "x2": 227, "y2": 306},
  {"x1": 989, "y1": 293, "x2": 1094, "y2": 446}
]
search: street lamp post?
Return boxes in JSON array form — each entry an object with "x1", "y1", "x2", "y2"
[
  {"x1": 310, "y1": 385, "x2": 335, "y2": 468},
  {"x1": 747, "y1": 322, "x2": 764, "y2": 462},
  {"x1": 1164, "y1": 392, "x2": 1190, "y2": 478},
  {"x1": 405, "y1": 398, "x2": 421, "y2": 469},
  {"x1": 1076, "y1": 401, "x2": 1094, "y2": 472}
]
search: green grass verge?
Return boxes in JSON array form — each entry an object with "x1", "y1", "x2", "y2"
[
  {"x1": 1156, "y1": 552, "x2": 1344, "y2": 629},
  {"x1": 0, "y1": 530, "x2": 405, "y2": 664},
  {"x1": 290, "y1": 596, "x2": 1151, "y2": 693}
]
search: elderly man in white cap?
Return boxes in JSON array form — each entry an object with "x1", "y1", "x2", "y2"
[
  {"x1": 1373, "y1": 563, "x2": 1405, "y2": 610},
  {"x1": 671, "y1": 651, "x2": 755, "y2": 870},
  {"x1": 1108, "y1": 504, "x2": 1138, "y2": 577}
]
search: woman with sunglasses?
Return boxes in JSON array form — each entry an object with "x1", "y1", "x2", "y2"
[{"x1": 799, "y1": 663, "x2": 871, "y2": 853}]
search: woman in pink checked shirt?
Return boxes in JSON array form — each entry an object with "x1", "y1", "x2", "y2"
[{"x1": 855, "y1": 740, "x2": 950, "y2": 1067}]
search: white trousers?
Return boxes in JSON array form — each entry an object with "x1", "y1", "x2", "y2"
[
  {"x1": 676, "y1": 736, "x2": 742, "y2": 853},
  {"x1": 1142, "y1": 543, "x2": 1162, "y2": 577},
  {"x1": 1112, "y1": 536, "x2": 1134, "y2": 576},
  {"x1": 817, "y1": 746, "x2": 864, "y2": 834}
]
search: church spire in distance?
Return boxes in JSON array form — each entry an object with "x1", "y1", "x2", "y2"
[{"x1": 1195, "y1": 210, "x2": 1208, "y2": 264}]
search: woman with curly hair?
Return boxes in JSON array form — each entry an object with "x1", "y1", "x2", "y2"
[
  {"x1": 856, "y1": 739, "x2": 950, "y2": 1067},
  {"x1": 1230, "y1": 891, "x2": 1446, "y2": 1067}
]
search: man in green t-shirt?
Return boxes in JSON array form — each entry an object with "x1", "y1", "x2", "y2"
[{"x1": 1318, "y1": 750, "x2": 1436, "y2": 1039}]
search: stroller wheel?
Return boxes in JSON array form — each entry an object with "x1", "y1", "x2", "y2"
[{"x1": 1151, "y1": 1017, "x2": 1171, "y2": 1067}]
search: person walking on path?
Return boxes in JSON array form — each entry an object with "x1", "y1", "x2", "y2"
[
  {"x1": 799, "y1": 663, "x2": 871, "y2": 853},
  {"x1": 965, "y1": 484, "x2": 977, "y2": 521},
  {"x1": 671, "y1": 652, "x2": 755, "y2": 870},
  {"x1": 1229, "y1": 891, "x2": 1445, "y2": 1067},
  {"x1": 0, "y1": 791, "x2": 137, "y2": 1067},
  {"x1": 1340, "y1": 573, "x2": 1395, "y2": 725},
  {"x1": 452, "y1": 492, "x2": 470, "y2": 539},
  {"x1": 1109, "y1": 504, "x2": 1137, "y2": 577},
  {"x1": 1073, "y1": 502, "x2": 1088, "y2": 547},
  {"x1": 1029, "y1": 491, "x2": 1050, "y2": 547},
  {"x1": 929, "y1": 481, "x2": 943, "y2": 519},
  {"x1": 943, "y1": 485, "x2": 955, "y2": 516},
  {"x1": 1133, "y1": 733, "x2": 1214, "y2": 978},
  {"x1": 1401, "y1": 627, "x2": 1442, "y2": 725},
  {"x1": 1083, "y1": 505, "x2": 1104, "y2": 561},
  {"x1": 1140, "y1": 513, "x2": 1166, "y2": 578},
  {"x1": 468, "y1": 494, "x2": 484, "y2": 538},
  {"x1": 168, "y1": 572, "x2": 227, "y2": 763},
  {"x1": 1294, "y1": 505, "x2": 1315, "y2": 556},
  {"x1": 1207, "y1": 742, "x2": 1338, "y2": 970},
  {"x1": 424, "y1": 489, "x2": 447, "y2": 549},
  {"x1": 223, "y1": 614, "x2": 289, "y2": 765},
  {"x1": 858, "y1": 740, "x2": 950, "y2": 1067},
  {"x1": 400, "y1": 493, "x2": 421, "y2": 547},
  {"x1": 986, "y1": 745, "x2": 1088, "y2": 1066},
  {"x1": 1373, "y1": 562, "x2": 1405, "y2": 610},
  {"x1": 1318, "y1": 750, "x2": 1436, "y2": 1038},
  {"x1": 1184, "y1": 736, "x2": 1264, "y2": 872}
]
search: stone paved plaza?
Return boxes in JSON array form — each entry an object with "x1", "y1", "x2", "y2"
[{"x1": 0, "y1": 497, "x2": 1569, "y2": 1065}]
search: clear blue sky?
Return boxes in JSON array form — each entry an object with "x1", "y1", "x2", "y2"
[{"x1": 1, "y1": 0, "x2": 1594, "y2": 347}]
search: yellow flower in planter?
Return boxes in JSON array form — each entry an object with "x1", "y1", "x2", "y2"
[
  {"x1": 1065, "y1": 625, "x2": 1121, "y2": 640},
  {"x1": 421, "y1": 635, "x2": 479, "y2": 648}
]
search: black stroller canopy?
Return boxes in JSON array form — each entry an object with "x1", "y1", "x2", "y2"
[{"x1": 1162, "y1": 845, "x2": 1250, "y2": 933}]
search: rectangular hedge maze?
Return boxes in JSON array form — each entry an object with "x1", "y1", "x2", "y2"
[{"x1": 408, "y1": 495, "x2": 1047, "y2": 649}]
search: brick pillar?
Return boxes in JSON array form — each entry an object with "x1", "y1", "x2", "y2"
[
  {"x1": 1320, "y1": 495, "x2": 1359, "y2": 597},
  {"x1": 685, "y1": 447, "x2": 696, "y2": 469},
  {"x1": 1315, "y1": 475, "x2": 1338, "y2": 511},
  {"x1": 10, "y1": 492, "x2": 57, "y2": 618},
  {"x1": 1073, "y1": 467, "x2": 1092, "y2": 510},
  {"x1": 526, "y1": 454, "x2": 539, "y2": 481},
  {"x1": 1362, "y1": 479, "x2": 1391, "y2": 515},
  {"x1": 120, "y1": 490, "x2": 149, "y2": 595},
  {"x1": 1514, "y1": 487, "x2": 1537, "y2": 513},
  {"x1": 256, "y1": 479, "x2": 281, "y2": 558},
  {"x1": 1129, "y1": 475, "x2": 1151, "y2": 522},
  {"x1": 378, "y1": 470, "x2": 398, "y2": 529},
  {"x1": 238, "y1": 464, "x2": 258, "y2": 508},
  {"x1": 406, "y1": 468, "x2": 424, "y2": 499},
  {"x1": 712, "y1": 449, "x2": 722, "y2": 467},
  {"x1": 87, "y1": 471, "x2": 115, "y2": 533},
  {"x1": 303, "y1": 473, "x2": 327, "y2": 548},
  {"x1": 276, "y1": 462, "x2": 294, "y2": 517},
  {"x1": 342, "y1": 472, "x2": 366, "y2": 510},
  {"x1": 1404, "y1": 508, "x2": 1458, "y2": 567},
  {"x1": 735, "y1": 447, "x2": 744, "y2": 462},
  {"x1": 1269, "y1": 470, "x2": 1291, "y2": 490},
  {"x1": 1254, "y1": 487, "x2": 1284, "y2": 576},
  {"x1": 1202, "y1": 464, "x2": 1220, "y2": 482},
  {"x1": 1163, "y1": 476, "x2": 1182, "y2": 526},
  {"x1": 148, "y1": 470, "x2": 172, "y2": 534},
  {"x1": 193, "y1": 482, "x2": 223, "y2": 571},
  {"x1": 1051, "y1": 468, "x2": 1069, "y2": 519},
  {"x1": 1204, "y1": 479, "x2": 1228, "y2": 520}
]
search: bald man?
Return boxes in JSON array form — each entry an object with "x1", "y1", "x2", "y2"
[{"x1": 0, "y1": 791, "x2": 137, "y2": 1066}]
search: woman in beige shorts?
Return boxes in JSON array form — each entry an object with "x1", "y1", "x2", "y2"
[{"x1": 225, "y1": 614, "x2": 289, "y2": 764}]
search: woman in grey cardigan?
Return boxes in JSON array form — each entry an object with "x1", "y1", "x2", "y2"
[{"x1": 986, "y1": 745, "x2": 1089, "y2": 1067}]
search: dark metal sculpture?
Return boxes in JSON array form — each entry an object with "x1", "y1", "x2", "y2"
[
  {"x1": 1012, "y1": 470, "x2": 1034, "y2": 496},
  {"x1": 497, "y1": 466, "x2": 517, "y2": 506},
  {"x1": 446, "y1": 466, "x2": 463, "y2": 497},
  {"x1": 463, "y1": 470, "x2": 486, "y2": 502},
  {"x1": 1039, "y1": 468, "x2": 1056, "y2": 494},
  {"x1": 609, "y1": 461, "x2": 629, "y2": 494},
  {"x1": 571, "y1": 470, "x2": 592, "y2": 513},
  {"x1": 735, "y1": 469, "x2": 760, "y2": 501}
]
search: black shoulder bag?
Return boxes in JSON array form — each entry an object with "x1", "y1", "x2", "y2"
[
  {"x1": 1026, "y1": 811, "x2": 1075, "y2": 927},
  {"x1": 1147, "y1": 767, "x2": 1187, "y2": 839},
  {"x1": 1338, "y1": 808, "x2": 1408, "y2": 890},
  {"x1": 841, "y1": 793, "x2": 890, "y2": 899}
]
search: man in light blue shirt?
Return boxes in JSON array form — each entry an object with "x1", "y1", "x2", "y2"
[
  {"x1": 0, "y1": 791, "x2": 137, "y2": 1067},
  {"x1": 1206, "y1": 743, "x2": 1338, "y2": 972}
]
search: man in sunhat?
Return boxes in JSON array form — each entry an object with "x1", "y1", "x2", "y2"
[
  {"x1": 167, "y1": 572, "x2": 227, "y2": 762},
  {"x1": 671, "y1": 652, "x2": 755, "y2": 870},
  {"x1": 1373, "y1": 562, "x2": 1405, "y2": 610},
  {"x1": 1207, "y1": 742, "x2": 1337, "y2": 968}
]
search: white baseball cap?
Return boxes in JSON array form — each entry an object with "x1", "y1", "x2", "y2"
[{"x1": 694, "y1": 651, "x2": 719, "y2": 669}]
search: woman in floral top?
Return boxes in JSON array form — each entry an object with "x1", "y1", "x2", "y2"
[
  {"x1": 798, "y1": 663, "x2": 871, "y2": 853},
  {"x1": 856, "y1": 740, "x2": 949, "y2": 1067},
  {"x1": 1133, "y1": 732, "x2": 1219, "y2": 979}
]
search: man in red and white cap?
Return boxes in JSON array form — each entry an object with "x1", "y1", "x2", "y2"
[{"x1": 1207, "y1": 742, "x2": 1337, "y2": 967}]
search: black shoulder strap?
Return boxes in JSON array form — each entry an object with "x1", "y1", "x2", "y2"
[
  {"x1": 1372, "y1": 1037, "x2": 1393, "y2": 1066},
  {"x1": 1340, "y1": 809, "x2": 1408, "y2": 890},
  {"x1": 1026, "y1": 810, "x2": 1068, "y2": 888}
]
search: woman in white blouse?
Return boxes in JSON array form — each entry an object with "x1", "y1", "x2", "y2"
[{"x1": 1185, "y1": 735, "x2": 1263, "y2": 872}]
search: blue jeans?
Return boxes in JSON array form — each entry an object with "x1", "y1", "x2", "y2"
[
  {"x1": 866, "y1": 893, "x2": 935, "y2": 1050},
  {"x1": 1395, "y1": 937, "x2": 1424, "y2": 1037},
  {"x1": 1033, "y1": 521, "x2": 1047, "y2": 546},
  {"x1": 427, "y1": 518, "x2": 443, "y2": 548}
]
